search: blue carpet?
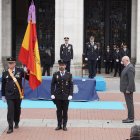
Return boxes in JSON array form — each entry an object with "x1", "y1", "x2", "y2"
[{"x1": 0, "y1": 100, "x2": 124, "y2": 110}]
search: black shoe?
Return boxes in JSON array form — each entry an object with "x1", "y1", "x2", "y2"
[
  {"x1": 7, "y1": 129, "x2": 13, "y2": 134},
  {"x1": 55, "y1": 126, "x2": 62, "y2": 130},
  {"x1": 122, "y1": 118, "x2": 134, "y2": 123},
  {"x1": 14, "y1": 124, "x2": 19, "y2": 129},
  {"x1": 63, "y1": 126, "x2": 67, "y2": 131}
]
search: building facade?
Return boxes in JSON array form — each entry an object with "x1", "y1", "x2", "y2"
[{"x1": 0, "y1": 0, "x2": 140, "y2": 77}]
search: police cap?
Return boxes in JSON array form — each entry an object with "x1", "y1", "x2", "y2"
[
  {"x1": 7, "y1": 57, "x2": 16, "y2": 62},
  {"x1": 64, "y1": 37, "x2": 69, "y2": 40},
  {"x1": 58, "y1": 60, "x2": 65, "y2": 65}
]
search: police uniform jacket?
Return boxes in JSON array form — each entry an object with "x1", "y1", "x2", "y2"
[
  {"x1": 1, "y1": 67, "x2": 29, "y2": 99},
  {"x1": 113, "y1": 50, "x2": 121, "y2": 63},
  {"x1": 60, "y1": 44, "x2": 73, "y2": 61},
  {"x1": 85, "y1": 42, "x2": 98, "y2": 60},
  {"x1": 120, "y1": 48, "x2": 130, "y2": 58},
  {"x1": 51, "y1": 71, "x2": 73, "y2": 100},
  {"x1": 103, "y1": 50, "x2": 113, "y2": 62}
]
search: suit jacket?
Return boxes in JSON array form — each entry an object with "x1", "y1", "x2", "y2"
[
  {"x1": 1, "y1": 67, "x2": 29, "y2": 99},
  {"x1": 120, "y1": 63, "x2": 135, "y2": 93},
  {"x1": 60, "y1": 44, "x2": 73, "y2": 61},
  {"x1": 51, "y1": 71, "x2": 73, "y2": 100}
]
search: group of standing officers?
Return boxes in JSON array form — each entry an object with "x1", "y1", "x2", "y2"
[
  {"x1": 41, "y1": 35, "x2": 130, "y2": 79},
  {"x1": 85, "y1": 36, "x2": 130, "y2": 78}
]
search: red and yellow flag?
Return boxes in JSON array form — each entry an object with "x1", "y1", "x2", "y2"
[{"x1": 18, "y1": 2, "x2": 42, "y2": 90}]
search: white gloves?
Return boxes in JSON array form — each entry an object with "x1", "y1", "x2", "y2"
[
  {"x1": 126, "y1": 90, "x2": 130, "y2": 94},
  {"x1": 2, "y1": 96, "x2": 6, "y2": 103},
  {"x1": 51, "y1": 95, "x2": 72, "y2": 100},
  {"x1": 68, "y1": 95, "x2": 72, "y2": 100},
  {"x1": 51, "y1": 95, "x2": 55, "y2": 99},
  {"x1": 24, "y1": 66, "x2": 28, "y2": 72},
  {"x1": 85, "y1": 58, "x2": 88, "y2": 61}
]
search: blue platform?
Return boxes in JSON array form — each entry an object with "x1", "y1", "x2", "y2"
[
  {"x1": 73, "y1": 76, "x2": 106, "y2": 91},
  {"x1": 0, "y1": 76, "x2": 106, "y2": 101},
  {"x1": 0, "y1": 100, "x2": 124, "y2": 110}
]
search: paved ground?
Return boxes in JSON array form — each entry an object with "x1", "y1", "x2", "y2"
[{"x1": 0, "y1": 76, "x2": 140, "y2": 140}]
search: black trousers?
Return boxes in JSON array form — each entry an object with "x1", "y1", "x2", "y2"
[
  {"x1": 110, "y1": 61, "x2": 114, "y2": 72},
  {"x1": 96, "y1": 60, "x2": 101, "y2": 73},
  {"x1": 55, "y1": 100, "x2": 69, "y2": 127},
  {"x1": 88, "y1": 60, "x2": 97, "y2": 78},
  {"x1": 114, "y1": 62, "x2": 121, "y2": 76},
  {"x1": 42, "y1": 65, "x2": 51, "y2": 76},
  {"x1": 105, "y1": 61, "x2": 111, "y2": 74},
  {"x1": 7, "y1": 99, "x2": 22, "y2": 129},
  {"x1": 124, "y1": 93, "x2": 134, "y2": 119},
  {"x1": 64, "y1": 61, "x2": 71, "y2": 72}
]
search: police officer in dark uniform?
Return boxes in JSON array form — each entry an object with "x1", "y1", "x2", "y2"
[
  {"x1": 111, "y1": 44, "x2": 117, "y2": 73},
  {"x1": 103, "y1": 46, "x2": 113, "y2": 74},
  {"x1": 51, "y1": 60, "x2": 73, "y2": 131},
  {"x1": 60, "y1": 37, "x2": 73, "y2": 72},
  {"x1": 1, "y1": 57, "x2": 29, "y2": 134},
  {"x1": 113, "y1": 46, "x2": 121, "y2": 77},
  {"x1": 120, "y1": 44, "x2": 130, "y2": 58},
  {"x1": 42, "y1": 48, "x2": 52, "y2": 76},
  {"x1": 96, "y1": 43, "x2": 102, "y2": 74},
  {"x1": 85, "y1": 36, "x2": 98, "y2": 78},
  {"x1": 120, "y1": 44, "x2": 130, "y2": 74}
]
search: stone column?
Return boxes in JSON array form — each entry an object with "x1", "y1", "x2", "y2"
[
  {"x1": 131, "y1": 0, "x2": 137, "y2": 64},
  {"x1": 135, "y1": 0, "x2": 140, "y2": 78},
  {"x1": 1, "y1": 0, "x2": 12, "y2": 70},
  {"x1": 55, "y1": 0, "x2": 84, "y2": 75},
  {"x1": 0, "y1": 0, "x2": 3, "y2": 74}
]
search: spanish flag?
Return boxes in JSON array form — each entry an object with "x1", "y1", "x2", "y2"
[{"x1": 18, "y1": 2, "x2": 42, "y2": 90}]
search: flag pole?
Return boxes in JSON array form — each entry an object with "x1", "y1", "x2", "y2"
[{"x1": 31, "y1": 0, "x2": 34, "y2": 4}]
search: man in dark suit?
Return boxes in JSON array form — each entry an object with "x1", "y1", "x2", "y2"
[
  {"x1": 85, "y1": 36, "x2": 98, "y2": 78},
  {"x1": 60, "y1": 37, "x2": 73, "y2": 72},
  {"x1": 51, "y1": 60, "x2": 73, "y2": 131},
  {"x1": 120, "y1": 56, "x2": 135, "y2": 123},
  {"x1": 1, "y1": 57, "x2": 29, "y2": 134}
]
